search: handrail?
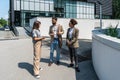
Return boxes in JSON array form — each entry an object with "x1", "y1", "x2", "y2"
[{"x1": 10, "y1": 26, "x2": 19, "y2": 36}]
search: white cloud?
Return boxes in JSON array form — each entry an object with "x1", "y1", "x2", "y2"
[{"x1": 4, "y1": 14, "x2": 8, "y2": 20}]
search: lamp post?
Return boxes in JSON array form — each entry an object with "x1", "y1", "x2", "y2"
[
  {"x1": 97, "y1": 1, "x2": 103, "y2": 30},
  {"x1": 10, "y1": 0, "x2": 14, "y2": 30}
]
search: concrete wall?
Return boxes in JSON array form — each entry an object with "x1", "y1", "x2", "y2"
[
  {"x1": 92, "y1": 30, "x2": 120, "y2": 80},
  {"x1": 30, "y1": 17, "x2": 120, "y2": 39}
]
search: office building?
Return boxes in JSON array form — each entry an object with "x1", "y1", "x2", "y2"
[
  {"x1": 9, "y1": 0, "x2": 112, "y2": 27},
  {"x1": 87, "y1": 0, "x2": 112, "y2": 19}
]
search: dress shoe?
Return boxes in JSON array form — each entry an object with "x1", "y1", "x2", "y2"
[
  {"x1": 75, "y1": 67, "x2": 80, "y2": 72},
  {"x1": 68, "y1": 63, "x2": 74, "y2": 67},
  {"x1": 48, "y1": 62, "x2": 53, "y2": 66},
  {"x1": 56, "y1": 61, "x2": 60, "y2": 65}
]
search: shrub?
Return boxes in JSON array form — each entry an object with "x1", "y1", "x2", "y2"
[{"x1": 106, "y1": 23, "x2": 119, "y2": 38}]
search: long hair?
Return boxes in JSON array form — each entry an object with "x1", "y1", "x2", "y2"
[{"x1": 32, "y1": 21, "x2": 41, "y2": 30}]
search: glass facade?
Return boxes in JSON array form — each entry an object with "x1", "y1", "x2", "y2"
[
  {"x1": 87, "y1": 0, "x2": 112, "y2": 19},
  {"x1": 65, "y1": 1, "x2": 94, "y2": 19},
  {"x1": 13, "y1": 0, "x2": 95, "y2": 26}
]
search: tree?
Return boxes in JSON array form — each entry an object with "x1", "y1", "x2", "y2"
[
  {"x1": 0, "y1": 24, "x2": 2, "y2": 27},
  {"x1": 0, "y1": 18, "x2": 7, "y2": 27},
  {"x1": 113, "y1": 0, "x2": 120, "y2": 19}
]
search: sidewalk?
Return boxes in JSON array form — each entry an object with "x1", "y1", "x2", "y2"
[
  {"x1": 0, "y1": 38, "x2": 98, "y2": 80},
  {"x1": 0, "y1": 30, "x2": 18, "y2": 40},
  {"x1": 0, "y1": 27, "x2": 30, "y2": 40}
]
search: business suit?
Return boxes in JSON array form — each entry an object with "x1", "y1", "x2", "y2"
[
  {"x1": 66, "y1": 27, "x2": 79, "y2": 70},
  {"x1": 66, "y1": 27, "x2": 79, "y2": 48},
  {"x1": 49, "y1": 24, "x2": 64, "y2": 64},
  {"x1": 49, "y1": 24, "x2": 64, "y2": 48}
]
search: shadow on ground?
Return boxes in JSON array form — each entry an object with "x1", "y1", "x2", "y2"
[
  {"x1": 76, "y1": 60, "x2": 99, "y2": 80},
  {"x1": 41, "y1": 39, "x2": 99, "y2": 80},
  {"x1": 40, "y1": 57, "x2": 69, "y2": 67},
  {"x1": 0, "y1": 28, "x2": 98, "y2": 80},
  {"x1": 43, "y1": 39, "x2": 92, "y2": 60},
  {"x1": 18, "y1": 62, "x2": 33, "y2": 76}
]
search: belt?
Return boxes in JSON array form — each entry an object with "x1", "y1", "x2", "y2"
[{"x1": 54, "y1": 38, "x2": 58, "y2": 40}]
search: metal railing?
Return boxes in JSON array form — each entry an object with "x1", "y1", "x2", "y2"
[{"x1": 10, "y1": 26, "x2": 19, "y2": 36}]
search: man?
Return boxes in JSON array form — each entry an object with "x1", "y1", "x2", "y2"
[{"x1": 48, "y1": 17, "x2": 64, "y2": 66}]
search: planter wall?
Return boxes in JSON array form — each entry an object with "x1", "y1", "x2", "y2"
[{"x1": 92, "y1": 30, "x2": 120, "y2": 80}]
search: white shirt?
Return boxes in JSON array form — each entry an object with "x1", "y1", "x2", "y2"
[
  {"x1": 52, "y1": 25, "x2": 58, "y2": 38},
  {"x1": 32, "y1": 29, "x2": 41, "y2": 43},
  {"x1": 32, "y1": 29, "x2": 41, "y2": 38},
  {"x1": 69, "y1": 28, "x2": 74, "y2": 39}
]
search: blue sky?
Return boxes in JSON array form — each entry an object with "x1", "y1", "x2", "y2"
[{"x1": 0, "y1": 0, "x2": 9, "y2": 19}]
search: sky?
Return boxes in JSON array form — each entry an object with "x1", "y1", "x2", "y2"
[{"x1": 0, "y1": 0, "x2": 9, "y2": 19}]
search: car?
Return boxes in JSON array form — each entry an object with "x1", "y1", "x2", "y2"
[
  {"x1": 0, "y1": 27, "x2": 4, "y2": 30},
  {"x1": 4, "y1": 25, "x2": 10, "y2": 31}
]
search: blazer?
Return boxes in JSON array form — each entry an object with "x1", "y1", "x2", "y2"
[
  {"x1": 49, "y1": 24, "x2": 64, "y2": 48},
  {"x1": 66, "y1": 27, "x2": 79, "y2": 48}
]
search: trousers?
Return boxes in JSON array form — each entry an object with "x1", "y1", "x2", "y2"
[
  {"x1": 50, "y1": 38, "x2": 60, "y2": 62},
  {"x1": 33, "y1": 41, "x2": 41, "y2": 75},
  {"x1": 69, "y1": 47, "x2": 79, "y2": 67}
]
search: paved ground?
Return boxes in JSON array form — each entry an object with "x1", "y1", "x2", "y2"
[
  {"x1": 0, "y1": 30, "x2": 17, "y2": 40},
  {"x1": 0, "y1": 27, "x2": 30, "y2": 40},
  {"x1": 0, "y1": 27, "x2": 99, "y2": 80},
  {"x1": 0, "y1": 38, "x2": 99, "y2": 80}
]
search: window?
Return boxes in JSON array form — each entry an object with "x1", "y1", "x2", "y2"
[
  {"x1": 35, "y1": 2, "x2": 39, "y2": 11},
  {"x1": 24, "y1": 1, "x2": 29, "y2": 10},
  {"x1": 30, "y1": 2, "x2": 34, "y2": 10}
]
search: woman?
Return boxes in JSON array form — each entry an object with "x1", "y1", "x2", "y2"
[
  {"x1": 32, "y1": 21, "x2": 45, "y2": 78},
  {"x1": 66, "y1": 19, "x2": 80, "y2": 72}
]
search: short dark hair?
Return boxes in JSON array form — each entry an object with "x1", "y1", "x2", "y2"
[
  {"x1": 70, "y1": 19, "x2": 78, "y2": 25},
  {"x1": 52, "y1": 17, "x2": 57, "y2": 21}
]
